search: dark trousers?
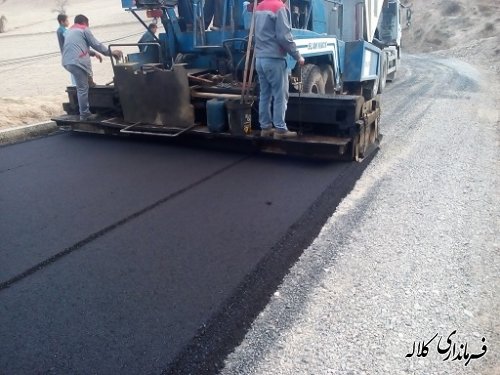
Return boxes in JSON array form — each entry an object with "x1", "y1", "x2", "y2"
[{"x1": 204, "y1": 0, "x2": 225, "y2": 28}]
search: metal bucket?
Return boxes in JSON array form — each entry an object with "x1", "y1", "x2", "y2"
[{"x1": 225, "y1": 100, "x2": 252, "y2": 135}]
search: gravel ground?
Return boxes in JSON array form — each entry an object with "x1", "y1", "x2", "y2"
[{"x1": 221, "y1": 55, "x2": 499, "y2": 374}]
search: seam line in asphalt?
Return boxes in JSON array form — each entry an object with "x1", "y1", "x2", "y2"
[{"x1": 0, "y1": 155, "x2": 250, "y2": 292}]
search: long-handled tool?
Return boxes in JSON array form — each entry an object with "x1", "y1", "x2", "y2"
[
  {"x1": 240, "y1": 0, "x2": 258, "y2": 105},
  {"x1": 298, "y1": 64, "x2": 304, "y2": 135}
]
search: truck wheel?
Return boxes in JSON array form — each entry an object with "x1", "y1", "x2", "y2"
[
  {"x1": 301, "y1": 64, "x2": 326, "y2": 94},
  {"x1": 378, "y1": 59, "x2": 387, "y2": 94},
  {"x1": 320, "y1": 64, "x2": 335, "y2": 94},
  {"x1": 387, "y1": 70, "x2": 396, "y2": 82}
]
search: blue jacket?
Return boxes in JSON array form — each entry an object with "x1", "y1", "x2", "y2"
[
  {"x1": 254, "y1": 0, "x2": 300, "y2": 61},
  {"x1": 56, "y1": 25, "x2": 67, "y2": 52}
]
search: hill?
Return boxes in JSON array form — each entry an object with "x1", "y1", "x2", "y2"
[{"x1": 402, "y1": 0, "x2": 499, "y2": 53}]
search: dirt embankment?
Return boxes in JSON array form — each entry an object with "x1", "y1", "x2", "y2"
[
  {"x1": 402, "y1": 0, "x2": 499, "y2": 53},
  {"x1": 402, "y1": 0, "x2": 500, "y2": 75},
  {"x1": 402, "y1": 0, "x2": 500, "y2": 111},
  {"x1": 0, "y1": 96, "x2": 66, "y2": 130}
]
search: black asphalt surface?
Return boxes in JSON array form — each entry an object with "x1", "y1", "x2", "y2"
[{"x1": 0, "y1": 132, "x2": 368, "y2": 374}]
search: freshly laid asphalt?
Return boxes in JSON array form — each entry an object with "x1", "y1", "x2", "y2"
[{"x1": 0, "y1": 132, "x2": 368, "y2": 374}]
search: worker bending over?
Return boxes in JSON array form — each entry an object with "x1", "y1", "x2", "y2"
[
  {"x1": 62, "y1": 14, "x2": 122, "y2": 121},
  {"x1": 254, "y1": 0, "x2": 304, "y2": 139}
]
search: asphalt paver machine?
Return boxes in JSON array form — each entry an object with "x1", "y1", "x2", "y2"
[{"x1": 53, "y1": 0, "x2": 395, "y2": 160}]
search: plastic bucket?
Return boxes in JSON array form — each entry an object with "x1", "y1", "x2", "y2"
[
  {"x1": 225, "y1": 100, "x2": 252, "y2": 135},
  {"x1": 206, "y1": 98, "x2": 228, "y2": 133}
]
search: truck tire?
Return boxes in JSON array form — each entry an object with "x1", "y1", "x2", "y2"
[
  {"x1": 378, "y1": 58, "x2": 388, "y2": 94},
  {"x1": 320, "y1": 64, "x2": 335, "y2": 94},
  {"x1": 302, "y1": 64, "x2": 326, "y2": 94}
]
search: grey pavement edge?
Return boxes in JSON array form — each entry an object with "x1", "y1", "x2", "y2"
[{"x1": 0, "y1": 122, "x2": 59, "y2": 145}]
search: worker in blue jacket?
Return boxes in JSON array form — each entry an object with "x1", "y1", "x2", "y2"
[
  {"x1": 254, "y1": 0, "x2": 304, "y2": 139},
  {"x1": 56, "y1": 13, "x2": 77, "y2": 86},
  {"x1": 56, "y1": 14, "x2": 69, "y2": 52}
]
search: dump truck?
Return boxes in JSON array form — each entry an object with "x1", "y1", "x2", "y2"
[
  {"x1": 53, "y1": 0, "x2": 395, "y2": 160},
  {"x1": 375, "y1": 0, "x2": 403, "y2": 87}
]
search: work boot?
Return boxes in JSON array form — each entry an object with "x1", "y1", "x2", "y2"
[
  {"x1": 273, "y1": 129, "x2": 297, "y2": 139},
  {"x1": 260, "y1": 127, "x2": 274, "y2": 137},
  {"x1": 80, "y1": 113, "x2": 100, "y2": 121}
]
